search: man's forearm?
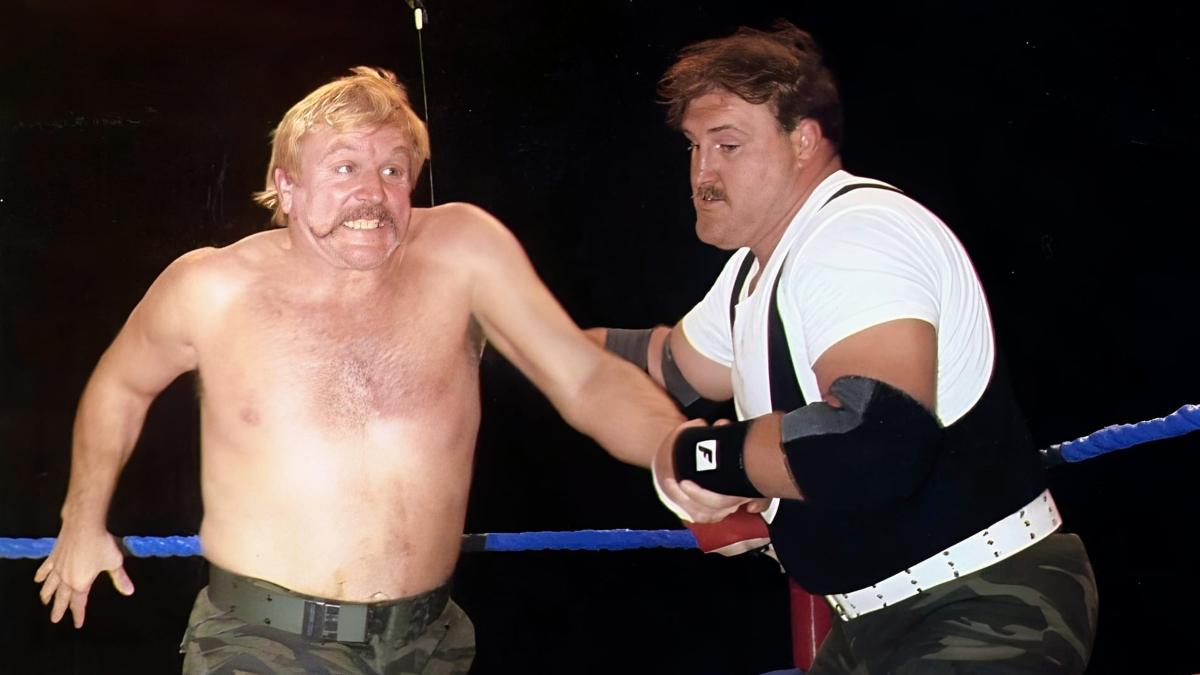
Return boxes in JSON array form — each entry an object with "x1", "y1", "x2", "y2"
[
  {"x1": 582, "y1": 327, "x2": 607, "y2": 348},
  {"x1": 563, "y1": 355, "x2": 684, "y2": 468},
  {"x1": 60, "y1": 376, "x2": 152, "y2": 528}
]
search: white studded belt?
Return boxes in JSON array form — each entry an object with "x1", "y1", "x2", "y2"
[{"x1": 826, "y1": 488, "x2": 1061, "y2": 621}]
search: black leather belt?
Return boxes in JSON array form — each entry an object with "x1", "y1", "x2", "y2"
[{"x1": 207, "y1": 565, "x2": 451, "y2": 643}]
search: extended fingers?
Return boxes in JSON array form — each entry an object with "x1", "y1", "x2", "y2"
[
  {"x1": 33, "y1": 558, "x2": 52, "y2": 583},
  {"x1": 49, "y1": 585, "x2": 72, "y2": 624},
  {"x1": 38, "y1": 570, "x2": 60, "y2": 605},
  {"x1": 69, "y1": 590, "x2": 89, "y2": 628}
]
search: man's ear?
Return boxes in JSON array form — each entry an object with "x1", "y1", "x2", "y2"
[
  {"x1": 790, "y1": 118, "x2": 824, "y2": 163},
  {"x1": 274, "y1": 167, "x2": 295, "y2": 214}
]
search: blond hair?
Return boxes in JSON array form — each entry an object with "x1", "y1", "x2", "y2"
[{"x1": 254, "y1": 66, "x2": 430, "y2": 226}]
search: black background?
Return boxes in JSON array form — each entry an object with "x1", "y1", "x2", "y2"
[{"x1": 2, "y1": 1, "x2": 1197, "y2": 673}]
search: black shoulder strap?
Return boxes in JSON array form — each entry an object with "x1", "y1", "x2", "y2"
[
  {"x1": 821, "y1": 181, "x2": 903, "y2": 207},
  {"x1": 767, "y1": 182, "x2": 906, "y2": 412},
  {"x1": 728, "y1": 250, "x2": 756, "y2": 334},
  {"x1": 766, "y1": 269, "x2": 808, "y2": 410}
]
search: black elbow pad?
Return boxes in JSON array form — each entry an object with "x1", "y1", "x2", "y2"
[{"x1": 782, "y1": 376, "x2": 943, "y2": 511}]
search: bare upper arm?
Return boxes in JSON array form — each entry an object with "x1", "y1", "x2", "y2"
[
  {"x1": 810, "y1": 318, "x2": 937, "y2": 411},
  {"x1": 94, "y1": 249, "x2": 212, "y2": 399},
  {"x1": 453, "y1": 205, "x2": 603, "y2": 401}
]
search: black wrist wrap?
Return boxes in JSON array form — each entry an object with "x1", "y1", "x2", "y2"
[{"x1": 672, "y1": 421, "x2": 763, "y2": 498}]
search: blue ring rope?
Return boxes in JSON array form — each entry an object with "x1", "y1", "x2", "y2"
[
  {"x1": 4, "y1": 404, "x2": 1195, "y2": 560},
  {"x1": 0, "y1": 530, "x2": 697, "y2": 560},
  {"x1": 1045, "y1": 404, "x2": 1198, "y2": 464}
]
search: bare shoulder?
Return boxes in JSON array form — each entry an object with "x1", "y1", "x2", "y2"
[
  {"x1": 153, "y1": 229, "x2": 285, "y2": 308},
  {"x1": 412, "y1": 202, "x2": 521, "y2": 258}
]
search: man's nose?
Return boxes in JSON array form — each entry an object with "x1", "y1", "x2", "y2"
[
  {"x1": 692, "y1": 145, "x2": 717, "y2": 183},
  {"x1": 355, "y1": 172, "x2": 385, "y2": 204}
]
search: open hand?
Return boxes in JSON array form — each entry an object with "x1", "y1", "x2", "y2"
[{"x1": 34, "y1": 528, "x2": 135, "y2": 628}]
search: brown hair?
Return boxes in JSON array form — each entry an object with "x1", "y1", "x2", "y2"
[
  {"x1": 254, "y1": 66, "x2": 430, "y2": 226},
  {"x1": 658, "y1": 20, "x2": 843, "y2": 146}
]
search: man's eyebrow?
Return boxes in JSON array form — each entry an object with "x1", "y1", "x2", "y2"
[
  {"x1": 321, "y1": 140, "x2": 358, "y2": 159},
  {"x1": 320, "y1": 142, "x2": 412, "y2": 162},
  {"x1": 683, "y1": 123, "x2": 746, "y2": 139}
]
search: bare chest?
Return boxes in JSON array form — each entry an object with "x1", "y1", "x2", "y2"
[{"x1": 203, "y1": 281, "x2": 480, "y2": 429}]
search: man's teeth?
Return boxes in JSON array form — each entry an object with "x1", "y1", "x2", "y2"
[{"x1": 343, "y1": 219, "x2": 381, "y2": 230}]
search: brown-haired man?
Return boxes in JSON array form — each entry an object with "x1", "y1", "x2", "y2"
[
  {"x1": 598, "y1": 22, "x2": 1098, "y2": 673},
  {"x1": 35, "y1": 66, "x2": 684, "y2": 674}
]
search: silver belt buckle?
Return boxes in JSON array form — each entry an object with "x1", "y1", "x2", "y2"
[{"x1": 302, "y1": 599, "x2": 369, "y2": 642}]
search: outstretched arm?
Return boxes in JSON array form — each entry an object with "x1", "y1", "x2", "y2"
[
  {"x1": 35, "y1": 250, "x2": 206, "y2": 627},
  {"x1": 459, "y1": 206, "x2": 682, "y2": 468},
  {"x1": 588, "y1": 321, "x2": 757, "y2": 522}
]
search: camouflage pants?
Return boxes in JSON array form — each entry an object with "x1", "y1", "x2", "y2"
[
  {"x1": 808, "y1": 533, "x2": 1097, "y2": 674},
  {"x1": 179, "y1": 585, "x2": 475, "y2": 674}
]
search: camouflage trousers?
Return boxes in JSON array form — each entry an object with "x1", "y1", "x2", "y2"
[
  {"x1": 808, "y1": 533, "x2": 1097, "y2": 675},
  {"x1": 179, "y1": 581, "x2": 475, "y2": 674}
]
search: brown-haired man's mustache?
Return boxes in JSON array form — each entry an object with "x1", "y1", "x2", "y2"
[{"x1": 692, "y1": 185, "x2": 726, "y2": 202}]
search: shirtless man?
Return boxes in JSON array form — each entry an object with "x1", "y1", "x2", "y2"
[{"x1": 34, "y1": 66, "x2": 683, "y2": 674}]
